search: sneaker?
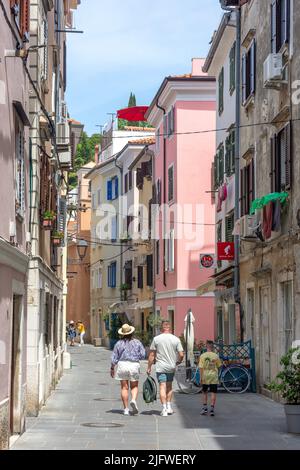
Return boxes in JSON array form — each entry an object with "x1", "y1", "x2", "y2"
[
  {"x1": 130, "y1": 400, "x2": 139, "y2": 415},
  {"x1": 201, "y1": 407, "x2": 208, "y2": 416},
  {"x1": 160, "y1": 409, "x2": 169, "y2": 417},
  {"x1": 210, "y1": 408, "x2": 215, "y2": 417},
  {"x1": 123, "y1": 408, "x2": 130, "y2": 416},
  {"x1": 167, "y1": 407, "x2": 174, "y2": 415}
]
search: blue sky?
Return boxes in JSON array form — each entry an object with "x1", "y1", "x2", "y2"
[{"x1": 66, "y1": 0, "x2": 223, "y2": 136}]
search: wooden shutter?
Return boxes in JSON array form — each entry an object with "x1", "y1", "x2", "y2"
[
  {"x1": 218, "y1": 145, "x2": 224, "y2": 185},
  {"x1": 225, "y1": 136, "x2": 231, "y2": 176},
  {"x1": 107, "y1": 180, "x2": 112, "y2": 200},
  {"x1": 231, "y1": 129, "x2": 236, "y2": 173},
  {"x1": 20, "y1": 0, "x2": 30, "y2": 42},
  {"x1": 240, "y1": 167, "x2": 245, "y2": 217},
  {"x1": 58, "y1": 196, "x2": 67, "y2": 232},
  {"x1": 225, "y1": 214, "x2": 234, "y2": 243},
  {"x1": 270, "y1": 135, "x2": 277, "y2": 192},
  {"x1": 242, "y1": 53, "x2": 247, "y2": 105},
  {"x1": 218, "y1": 67, "x2": 224, "y2": 114},
  {"x1": 137, "y1": 266, "x2": 143, "y2": 289},
  {"x1": 250, "y1": 40, "x2": 256, "y2": 96},
  {"x1": 211, "y1": 162, "x2": 216, "y2": 204},
  {"x1": 157, "y1": 179, "x2": 161, "y2": 205},
  {"x1": 168, "y1": 165, "x2": 174, "y2": 202},
  {"x1": 271, "y1": 0, "x2": 278, "y2": 53},
  {"x1": 124, "y1": 173, "x2": 128, "y2": 193},
  {"x1": 146, "y1": 255, "x2": 153, "y2": 286},
  {"x1": 248, "y1": 159, "x2": 255, "y2": 210},
  {"x1": 128, "y1": 170, "x2": 132, "y2": 190},
  {"x1": 284, "y1": 122, "x2": 292, "y2": 189},
  {"x1": 230, "y1": 42, "x2": 236, "y2": 92},
  {"x1": 282, "y1": 0, "x2": 290, "y2": 45},
  {"x1": 114, "y1": 177, "x2": 119, "y2": 198}
]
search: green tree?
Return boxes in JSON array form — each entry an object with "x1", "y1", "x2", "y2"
[{"x1": 68, "y1": 132, "x2": 101, "y2": 189}]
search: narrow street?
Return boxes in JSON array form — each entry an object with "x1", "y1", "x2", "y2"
[{"x1": 12, "y1": 346, "x2": 300, "y2": 451}]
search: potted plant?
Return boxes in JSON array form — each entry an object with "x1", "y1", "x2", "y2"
[
  {"x1": 42, "y1": 210, "x2": 56, "y2": 230},
  {"x1": 51, "y1": 231, "x2": 64, "y2": 246},
  {"x1": 108, "y1": 315, "x2": 122, "y2": 350},
  {"x1": 120, "y1": 283, "x2": 130, "y2": 301},
  {"x1": 268, "y1": 347, "x2": 300, "y2": 434},
  {"x1": 134, "y1": 328, "x2": 152, "y2": 358}
]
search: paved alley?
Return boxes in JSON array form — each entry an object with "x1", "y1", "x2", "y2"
[{"x1": 12, "y1": 346, "x2": 300, "y2": 451}]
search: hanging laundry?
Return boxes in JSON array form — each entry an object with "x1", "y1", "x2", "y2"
[
  {"x1": 272, "y1": 200, "x2": 281, "y2": 232},
  {"x1": 262, "y1": 202, "x2": 273, "y2": 240}
]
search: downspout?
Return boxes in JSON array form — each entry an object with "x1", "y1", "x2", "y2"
[
  {"x1": 156, "y1": 98, "x2": 167, "y2": 287},
  {"x1": 29, "y1": 137, "x2": 33, "y2": 234},
  {"x1": 220, "y1": 2, "x2": 243, "y2": 341}
]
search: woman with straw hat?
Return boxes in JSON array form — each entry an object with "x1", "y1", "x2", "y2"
[{"x1": 111, "y1": 323, "x2": 145, "y2": 416}]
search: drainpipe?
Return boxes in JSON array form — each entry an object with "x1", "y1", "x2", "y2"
[
  {"x1": 220, "y1": 2, "x2": 243, "y2": 340},
  {"x1": 156, "y1": 98, "x2": 167, "y2": 288}
]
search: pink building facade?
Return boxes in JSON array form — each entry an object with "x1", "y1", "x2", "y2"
[
  {"x1": 0, "y1": 1, "x2": 30, "y2": 449},
  {"x1": 146, "y1": 59, "x2": 216, "y2": 342}
]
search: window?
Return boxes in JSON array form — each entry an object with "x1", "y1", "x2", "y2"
[
  {"x1": 41, "y1": 19, "x2": 48, "y2": 80},
  {"x1": 124, "y1": 173, "x2": 128, "y2": 193},
  {"x1": 168, "y1": 308, "x2": 175, "y2": 334},
  {"x1": 156, "y1": 129, "x2": 160, "y2": 153},
  {"x1": 137, "y1": 266, "x2": 143, "y2": 289},
  {"x1": 225, "y1": 212, "x2": 234, "y2": 243},
  {"x1": 156, "y1": 241, "x2": 160, "y2": 275},
  {"x1": 165, "y1": 230, "x2": 175, "y2": 272},
  {"x1": 242, "y1": 40, "x2": 256, "y2": 105},
  {"x1": 225, "y1": 127, "x2": 235, "y2": 176},
  {"x1": 167, "y1": 106, "x2": 175, "y2": 137},
  {"x1": 217, "y1": 309, "x2": 223, "y2": 341},
  {"x1": 282, "y1": 280, "x2": 293, "y2": 353},
  {"x1": 15, "y1": 117, "x2": 25, "y2": 218},
  {"x1": 229, "y1": 42, "x2": 236, "y2": 93},
  {"x1": 146, "y1": 255, "x2": 153, "y2": 286},
  {"x1": 11, "y1": 0, "x2": 30, "y2": 42},
  {"x1": 126, "y1": 215, "x2": 134, "y2": 236},
  {"x1": 124, "y1": 260, "x2": 133, "y2": 289},
  {"x1": 270, "y1": 123, "x2": 292, "y2": 192},
  {"x1": 107, "y1": 177, "x2": 119, "y2": 200},
  {"x1": 128, "y1": 170, "x2": 133, "y2": 190},
  {"x1": 214, "y1": 144, "x2": 224, "y2": 189},
  {"x1": 240, "y1": 159, "x2": 255, "y2": 216},
  {"x1": 218, "y1": 67, "x2": 224, "y2": 115},
  {"x1": 108, "y1": 262, "x2": 117, "y2": 288},
  {"x1": 271, "y1": 0, "x2": 290, "y2": 53},
  {"x1": 111, "y1": 215, "x2": 117, "y2": 242},
  {"x1": 93, "y1": 268, "x2": 102, "y2": 289},
  {"x1": 168, "y1": 164, "x2": 174, "y2": 203}
]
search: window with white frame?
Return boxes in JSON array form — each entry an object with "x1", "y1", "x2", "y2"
[
  {"x1": 271, "y1": 0, "x2": 290, "y2": 53},
  {"x1": 242, "y1": 39, "x2": 256, "y2": 105},
  {"x1": 15, "y1": 116, "x2": 25, "y2": 218}
]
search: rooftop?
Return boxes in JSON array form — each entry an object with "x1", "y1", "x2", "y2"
[{"x1": 128, "y1": 137, "x2": 156, "y2": 145}]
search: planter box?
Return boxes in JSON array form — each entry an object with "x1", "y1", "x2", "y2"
[
  {"x1": 285, "y1": 404, "x2": 300, "y2": 434},
  {"x1": 93, "y1": 338, "x2": 102, "y2": 347}
]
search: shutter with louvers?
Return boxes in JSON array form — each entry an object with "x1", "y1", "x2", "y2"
[
  {"x1": 157, "y1": 179, "x2": 161, "y2": 205},
  {"x1": 218, "y1": 68, "x2": 224, "y2": 115},
  {"x1": 250, "y1": 40, "x2": 256, "y2": 96},
  {"x1": 107, "y1": 180, "x2": 112, "y2": 200},
  {"x1": 168, "y1": 166, "x2": 174, "y2": 202},
  {"x1": 124, "y1": 173, "x2": 128, "y2": 193},
  {"x1": 218, "y1": 145, "x2": 224, "y2": 185},
  {"x1": 211, "y1": 162, "x2": 216, "y2": 204},
  {"x1": 231, "y1": 129, "x2": 236, "y2": 173},
  {"x1": 282, "y1": 0, "x2": 290, "y2": 46},
  {"x1": 114, "y1": 177, "x2": 119, "y2": 199},
  {"x1": 249, "y1": 159, "x2": 255, "y2": 209},
  {"x1": 146, "y1": 255, "x2": 153, "y2": 287},
  {"x1": 230, "y1": 43, "x2": 236, "y2": 92},
  {"x1": 129, "y1": 170, "x2": 133, "y2": 190},
  {"x1": 21, "y1": 0, "x2": 30, "y2": 42},
  {"x1": 225, "y1": 136, "x2": 231, "y2": 176},
  {"x1": 240, "y1": 167, "x2": 245, "y2": 217},
  {"x1": 214, "y1": 155, "x2": 218, "y2": 189},
  {"x1": 225, "y1": 214, "x2": 234, "y2": 243},
  {"x1": 270, "y1": 135, "x2": 277, "y2": 192},
  {"x1": 242, "y1": 53, "x2": 247, "y2": 104},
  {"x1": 58, "y1": 197, "x2": 67, "y2": 246},
  {"x1": 284, "y1": 122, "x2": 292, "y2": 189},
  {"x1": 271, "y1": 0, "x2": 278, "y2": 53},
  {"x1": 137, "y1": 266, "x2": 143, "y2": 289}
]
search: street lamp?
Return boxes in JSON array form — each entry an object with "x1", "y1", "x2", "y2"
[{"x1": 76, "y1": 239, "x2": 88, "y2": 261}]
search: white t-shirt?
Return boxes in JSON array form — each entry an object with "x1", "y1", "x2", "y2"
[{"x1": 150, "y1": 333, "x2": 184, "y2": 373}]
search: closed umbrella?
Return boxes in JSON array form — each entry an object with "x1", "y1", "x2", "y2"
[{"x1": 184, "y1": 309, "x2": 195, "y2": 369}]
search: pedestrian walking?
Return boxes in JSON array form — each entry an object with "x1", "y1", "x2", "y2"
[
  {"x1": 199, "y1": 340, "x2": 222, "y2": 417},
  {"x1": 147, "y1": 320, "x2": 184, "y2": 417},
  {"x1": 110, "y1": 323, "x2": 146, "y2": 416},
  {"x1": 67, "y1": 321, "x2": 76, "y2": 347},
  {"x1": 77, "y1": 321, "x2": 85, "y2": 346}
]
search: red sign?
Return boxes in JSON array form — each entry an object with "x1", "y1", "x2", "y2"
[
  {"x1": 200, "y1": 254, "x2": 215, "y2": 269},
  {"x1": 217, "y1": 242, "x2": 235, "y2": 261}
]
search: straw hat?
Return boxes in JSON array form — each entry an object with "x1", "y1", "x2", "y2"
[{"x1": 118, "y1": 323, "x2": 135, "y2": 336}]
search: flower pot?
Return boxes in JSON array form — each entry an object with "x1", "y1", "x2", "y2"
[
  {"x1": 43, "y1": 219, "x2": 53, "y2": 230},
  {"x1": 285, "y1": 404, "x2": 300, "y2": 434},
  {"x1": 52, "y1": 238, "x2": 62, "y2": 246}
]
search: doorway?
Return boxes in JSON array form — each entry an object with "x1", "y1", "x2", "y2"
[
  {"x1": 10, "y1": 294, "x2": 24, "y2": 436},
  {"x1": 260, "y1": 286, "x2": 271, "y2": 386}
]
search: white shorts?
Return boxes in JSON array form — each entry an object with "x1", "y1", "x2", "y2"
[{"x1": 115, "y1": 361, "x2": 140, "y2": 382}]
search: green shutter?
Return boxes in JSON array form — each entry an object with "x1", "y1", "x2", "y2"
[
  {"x1": 225, "y1": 213, "x2": 234, "y2": 243},
  {"x1": 225, "y1": 137, "x2": 231, "y2": 176},
  {"x1": 231, "y1": 128, "x2": 236, "y2": 173},
  {"x1": 218, "y1": 145, "x2": 224, "y2": 184},
  {"x1": 230, "y1": 42, "x2": 236, "y2": 93},
  {"x1": 218, "y1": 68, "x2": 224, "y2": 115},
  {"x1": 214, "y1": 155, "x2": 218, "y2": 189}
]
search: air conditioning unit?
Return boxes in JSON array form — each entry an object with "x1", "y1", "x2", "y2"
[
  {"x1": 263, "y1": 53, "x2": 283, "y2": 86},
  {"x1": 56, "y1": 121, "x2": 70, "y2": 147},
  {"x1": 240, "y1": 215, "x2": 256, "y2": 238}
]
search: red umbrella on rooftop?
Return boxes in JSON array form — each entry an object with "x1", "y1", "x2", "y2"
[{"x1": 117, "y1": 106, "x2": 149, "y2": 122}]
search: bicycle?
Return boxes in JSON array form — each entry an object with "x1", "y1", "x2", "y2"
[{"x1": 175, "y1": 357, "x2": 251, "y2": 394}]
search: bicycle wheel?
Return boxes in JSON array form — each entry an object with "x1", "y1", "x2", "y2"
[
  {"x1": 221, "y1": 365, "x2": 251, "y2": 394},
  {"x1": 175, "y1": 365, "x2": 201, "y2": 394}
]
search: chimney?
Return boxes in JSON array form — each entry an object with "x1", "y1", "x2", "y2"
[
  {"x1": 191, "y1": 58, "x2": 207, "y2": 77},
  {"x1": 94, "y1": 145, "x2": 99, "y2": 163}
]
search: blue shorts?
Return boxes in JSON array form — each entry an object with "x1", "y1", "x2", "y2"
[{"x1": 156, "y1": 372, "x2": 175, "y2": 383}]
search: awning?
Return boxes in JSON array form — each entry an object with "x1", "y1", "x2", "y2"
[
  {"x1": 196, "y1": 279, "x2": 216, "y2": 296},
  {"x1": 127, "y1": 300, "x2": 153, "y2": 310},
  {"x1": 117, "y1": 106, "x2": 149, "y2": 122}
]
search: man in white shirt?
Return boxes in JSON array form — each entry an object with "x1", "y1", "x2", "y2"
[{"x1": 147, "y1": 320, "x2": 184, "y2": 417}]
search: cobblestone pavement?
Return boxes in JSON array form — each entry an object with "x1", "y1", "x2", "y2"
[{"x1": 12, "y1": 345, "x2": 300, "y2": 450}]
